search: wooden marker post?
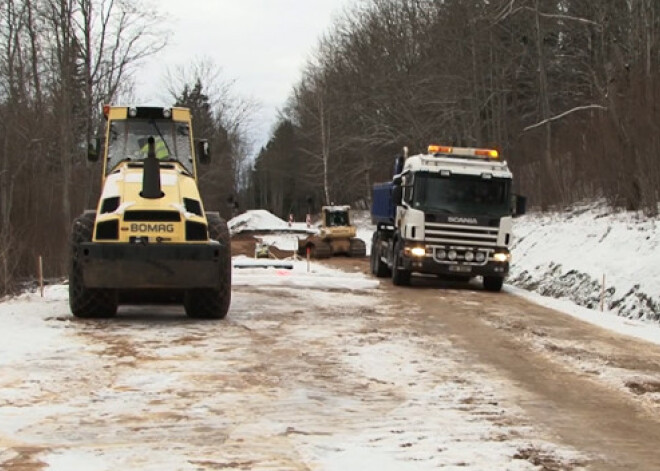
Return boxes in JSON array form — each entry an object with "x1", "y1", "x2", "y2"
[
  {"x1": 38, "y1": 255, "x2": 44, "y2": 298},
  {"x1": 306, "y1": 246, "x2": 311, "y2": 273}
]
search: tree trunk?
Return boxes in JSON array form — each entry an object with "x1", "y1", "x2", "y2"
[
  {"x1": 318, "y1": 92, "x2": 331, "y2": 205},
  {"x1": 534, "y1": 0, "x2": 560, "y2": 208}
]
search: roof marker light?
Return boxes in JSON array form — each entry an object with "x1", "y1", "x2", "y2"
[
  {"x1": 475, "y1": 148, "x2": 499, "y2": 158},
  {"x1": 428, "y1": 145, "x2": 452, "y2": 154}
]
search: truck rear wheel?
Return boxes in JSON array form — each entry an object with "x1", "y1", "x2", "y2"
[
  {"x1": 483, "y1": 276, "x2": 504, "y2": 292},
  {"x1": 184, "y1": 213, "x2": 231, "y2": 319},
  {"x1": 69, "y1": 213, "x2": 117, "y2": 318},
  {"x1": 370, "y1": 233, "x2": 390, "y2": 277},
  {"x1": 391, "y1": 242, "x2": 411, "y2": 286}
]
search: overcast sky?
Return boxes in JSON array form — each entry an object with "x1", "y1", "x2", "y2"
[{"x1": 134, "y1": 0, "x2": 355, "y2": 151}]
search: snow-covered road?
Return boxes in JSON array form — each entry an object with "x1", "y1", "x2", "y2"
[
  {"x1": 4, "y1": 257, "x2": 660, "y2": 470},
  {"x1": 0, "y1": 265, "x2": 586, "y2": 470}
]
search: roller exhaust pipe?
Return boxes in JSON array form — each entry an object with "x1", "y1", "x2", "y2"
[{"x1": 141, "y1": 136, "x2": 163, "y2": 199}]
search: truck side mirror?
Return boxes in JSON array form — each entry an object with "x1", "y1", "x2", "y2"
[
  {"x1": 512, "y1": 194, "x2": 527, "y2": 217},
  {"x1": 87, "y1": 137, "x2": 101, "y2": 162},
  {"x1": 393, "y1": 155, "x2": 404, "y2": 176},
  {"x1": 392, "y1": 184, "x2": 402, "y2": 205},
  {"x1": 197, "y1": 139, "x2": 210, "y2": 164}
]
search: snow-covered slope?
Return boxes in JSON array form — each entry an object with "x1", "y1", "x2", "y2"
[
  {"x1": 346, "y1": 205, "x2": 660, "y2": 324},
  {"x1": 510, "y1": 203, "x2": 660, "y2": 322}
]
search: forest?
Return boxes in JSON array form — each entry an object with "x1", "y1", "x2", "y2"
[
  {"x1": 2, "y1": 0, "x2": 660, "y2": 293},
  {"x1": 245, "y1": 0, "x2": 660, "y2": 221},
  {"x1": 0, "y1": 0, "x2": 250, "y2": 293}
]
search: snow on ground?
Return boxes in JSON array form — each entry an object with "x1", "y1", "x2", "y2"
[
  {"x1": 233, "y1": 256, "x2": 379, "y2": 290},
  {"x1": 351, "y1": 210, "x2": 376, "y2": 256},
  {"x1": 510, "y1": 202, "x2": 660, "y2": 322},
  {"x1": 257, "y1": 234, "x2": 301, "y2": 252},
  {"x1": 506, "y1": 285, "x2": 660, "y2": 347},
  {"x1": 1, "y1": 285, "x2": 70, "y2": 366},
  {"x1": 0, "y1": 281, "x2": 585, "y2": 470},
  {"x1": 3, "y1": 204, "x2": 657, "y2": 468}
]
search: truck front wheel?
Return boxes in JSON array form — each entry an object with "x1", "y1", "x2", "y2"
[
  {"x1": 391, "y1": 242, "x2": 411, "y2": 286},
  {"x1": 483, "y1": 276, "x2": 504, "y2": 292},
  {"x1": 69, "y1": 213, "x2": 117, "y2": 318}
]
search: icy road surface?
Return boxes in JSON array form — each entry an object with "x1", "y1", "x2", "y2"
[{"x1": 2, "y1": 259, "x2": 660, "y2": 470}]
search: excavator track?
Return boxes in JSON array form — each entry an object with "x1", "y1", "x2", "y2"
[
  {"x1": 349, "y1": 238, "x2": 366, "y2": 257},
  {"x1": 310, "y1": 241, "x2": 333, "y2": 259}
]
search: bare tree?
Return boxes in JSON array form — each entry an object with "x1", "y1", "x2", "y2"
[
  {"x1": 0, "y1": 0, "x2": 169, "y2": 293},
  {"x1": 243, "y1": 0, "x2": 660, "y2": 216},
  {"x1": 164, "y1": 58, "x2": 259, "y2": 217}
]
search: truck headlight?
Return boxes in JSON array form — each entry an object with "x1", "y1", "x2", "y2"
[
  {"x1": 411, "y1": 247, "x2": 426, "y2": 257},
  {"x1": 436, "y1": 249, "x2": 447, "y2": 259},
  {"x1": 493, "y1": 252, "x2": 510, "y2": 263},
  {"x1": 475, "y1": 252, "x2": 486, "y2": 263},
  {"x1": 464, "y1": 251, "x2": 474, "y2": 262},
  {"x1": 447, "y1": 249, "x2": 457, "y2": 261}
]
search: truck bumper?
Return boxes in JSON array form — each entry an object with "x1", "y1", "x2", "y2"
[
  {"x1": 402, "y1": 251, "x2": 509, "y2": 278},
  {"x1": 78, "y1": 242, "x2": 225, "y2": 289}
]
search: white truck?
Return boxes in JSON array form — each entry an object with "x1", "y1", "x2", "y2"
[{"x1": 370, "y1": 145, "x2": 526, "y2": 291}]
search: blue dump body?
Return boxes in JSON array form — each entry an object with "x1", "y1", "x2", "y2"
[{"x1": 372, "y1": 181, "x2": 395, "y2": 225}]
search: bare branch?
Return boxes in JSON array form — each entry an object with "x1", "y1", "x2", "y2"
[{"x1": 523, "y1": 105, "x2": 607, "y2": 132}]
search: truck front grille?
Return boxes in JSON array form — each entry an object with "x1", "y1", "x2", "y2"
[{"x1": 424, "y1": 222, "x2": 498, "y2": 247}]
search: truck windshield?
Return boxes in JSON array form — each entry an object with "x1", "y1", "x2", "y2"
[
  {"x1": 106, "y1": 119, "x2": 194, "y2": 174},
  {"x1": 413, "y1": 173, "x2": 511, "y2": 218}
]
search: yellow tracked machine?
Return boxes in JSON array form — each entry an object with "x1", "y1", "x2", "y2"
[{"x1": 297, "y1": 205, "x2": 366, "y2": 259}]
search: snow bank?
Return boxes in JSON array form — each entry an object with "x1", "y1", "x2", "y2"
[
  {"x1": 0, "y1": 285, "x2": 76, "y2": 366},
  {"x1": 510, "y1": 202, "x2": 660, "y2": 322},
  {"x1": 228, "y1": 209, "x2": 289, "y2": 233},
  {"x1": 229, "y1": 210, "x2": 317, "y2": 235}
]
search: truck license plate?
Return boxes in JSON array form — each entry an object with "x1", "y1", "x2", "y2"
[{"x1": 449, "y1": 265, "x2": 472, "y2": 273}]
